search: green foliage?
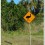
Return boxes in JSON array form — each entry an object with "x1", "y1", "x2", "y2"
[
  {"x1": 1, "y1": 0, "x2": 44, "y2": 31},
  {"x1": 1, "y1": 0, "x2": 27, "y2": 31}
]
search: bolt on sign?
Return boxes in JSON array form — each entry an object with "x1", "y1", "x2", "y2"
[{"x1": 23, "y1": 11, "x2": 35, "y2": 23}]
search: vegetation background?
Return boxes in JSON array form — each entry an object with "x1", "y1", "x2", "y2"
[{"x1": 1, "y1": 0, "x2": 44, "y2": 45}]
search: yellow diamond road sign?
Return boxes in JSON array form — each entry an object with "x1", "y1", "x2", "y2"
[{"x1": 23, "y1": 12, "x2": 35, "y2": 23}]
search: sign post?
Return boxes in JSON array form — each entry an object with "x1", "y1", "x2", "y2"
[{"x1": 23, "y1": 11, "x2": 35, "y2": 45}]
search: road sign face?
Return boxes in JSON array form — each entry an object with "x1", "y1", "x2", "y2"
[{"x1": 23, "y1": 12, "x2": 35, "y2": 23}]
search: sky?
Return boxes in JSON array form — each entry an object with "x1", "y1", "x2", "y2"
[{"x1": 7, "y1": 0, "x2": 21, "y2": 4}]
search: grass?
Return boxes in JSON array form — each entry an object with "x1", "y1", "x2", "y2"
[{"x1": 1, "y1": 30, "x2": 30, "y2": 45}]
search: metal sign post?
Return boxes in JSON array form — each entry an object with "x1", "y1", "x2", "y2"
[
  {"x1": 27, "y1": 2, "x2": 31, "y2": 45},
  {"x1": 23, "y1": 0, "x2": 35, "y2": 45},
  {"x1": 23, "y1": 10, "x2": 35, "y2": 45},
  {"x1": 28, "y1": 6, "x2": 31, "y2": 45}
]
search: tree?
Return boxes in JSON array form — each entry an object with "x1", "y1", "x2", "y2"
[
  {"x1": 1, "y1": 0, "x2": 27, "y2": 31},
  {"x1": 1, "y1": 0, "x2": 44, "y2": 31}
]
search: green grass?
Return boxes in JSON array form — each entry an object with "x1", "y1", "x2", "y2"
[{"x1": 1, "y1": 30, "x2": 30, "y2": 45}]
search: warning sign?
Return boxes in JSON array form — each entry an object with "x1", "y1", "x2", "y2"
[{"x1": 23, "y1": 12, "x2": 35, "y2": 23}]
